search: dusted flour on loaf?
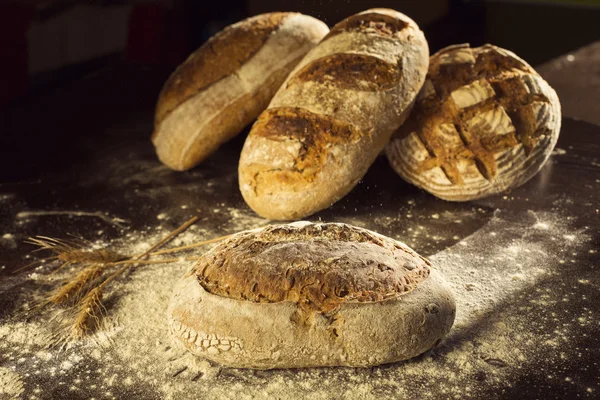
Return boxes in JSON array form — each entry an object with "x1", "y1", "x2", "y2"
[
  {"x1": 386, "y1": 44, "x2": 561, "y2": 201},
  {"x1": 152, "y1": 12, "x2": 329, "y2": 171},
  {"x1": 238, "y1": 9, "x2": 429, "y2": 220},
  {"x1": 168, "y1": 221, "x2": 456, "y2": 369}
]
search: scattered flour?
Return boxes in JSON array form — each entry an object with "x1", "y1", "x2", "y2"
[
  {"x1": 157, "y1": 213, "x2": 169, "y2": 221},
  {"x1": 0, "y1": 209, "x2": 595, "y2": 399},
  {"x1": 227, "y1": 208, "x2": 269, "y2": 232},
  {"x1": 1, "y1": 233, "x2": 17, "y2": 249}
]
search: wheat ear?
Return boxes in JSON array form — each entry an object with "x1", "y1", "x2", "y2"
[
  {"x1": 69, "y1": 216, "x2": 198, "y2": 339},
  {"x1": 48, "y1": 263, "x2": 107, "y2": 305},
  {"x1": 70, "y1": 287, "x2": 105, "y2": 340}
]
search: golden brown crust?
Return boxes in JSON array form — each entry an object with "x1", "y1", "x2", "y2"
[
  {"x1": 250, "y1": 107, "x2": 364, "y2": 182},
  {"x1": 171, "y1": 57, "x2": 304, "y2": 169},
  {"x1": 324, "y1": 11, "x2": 408, "y2": 39},
  {"x1": 191, "y1": 223, "x2": 431, "y2": 314},
  {"x1": 239, "y1": 9, "x2": 429, "y2": 220},
  {"x1": 152, "y1": 13, "x2": 329, "y2": 171},
  {"x1": 289, "y1": 53, "x2": 402, "y2": 91},
  {"x1": 391, "y1": 44, "x2": 558, "y2": 187},
  {"x1": 154, "y1": 12, "x2": 290, "y2": 130},
  {"x1": 428, "y1": 44, "x2": 534, "y2": 98}
]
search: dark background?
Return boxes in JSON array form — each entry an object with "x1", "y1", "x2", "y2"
[{"x1": 0, "y1": 0, "x2": 599, "y2": 183}]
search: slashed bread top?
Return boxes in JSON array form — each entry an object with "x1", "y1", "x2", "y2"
[{"x1": 190, "y1": 222, "x2": 432, "y2": 313}]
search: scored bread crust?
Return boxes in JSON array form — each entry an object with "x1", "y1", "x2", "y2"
[
  {"x1": 238, "y1": 9, "x2": 429, "y2": 220},
  {"x1": 167, "y1": 222, "x2": 456, "y2": 369},
  {"x1": 152, "y1": 12, "x2": 329, "y2": 171},
  {"x1": 385, "y1": 44, "x2": 561, "y2": 201}
]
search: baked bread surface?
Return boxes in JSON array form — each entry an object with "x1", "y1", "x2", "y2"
[
  {"x1": 168, "y1": 222, "x2": 456, "y2": 369},
  {"x1": 152, "y1": 12, "x2": 329, "y2": 170},
  {"x1": 238, "y1": 9, "x2": 429, "y2": 220},
  {"x1": 386, "y1": 44, "x2": 561, "y2": 201}
]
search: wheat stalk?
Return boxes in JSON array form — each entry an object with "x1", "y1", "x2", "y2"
[
  {"x1": 149, "y1": 233, "x2": 234, "y2": 256},
  {"x1": 26, "y1": 215, "x2": 252, "y2": 340},
  {"x1": 67, "y1": 216, "x2": 200, "y2": 339}
]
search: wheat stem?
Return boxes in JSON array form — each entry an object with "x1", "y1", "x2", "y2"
[
  {"x1": 28, "y1": 215, "x2": 220, "y2": 340},
  {"x1": 108, "y1": 257, "x2": 200, "y2": 267},
  {"x1": 134, "y1": 216, "x2": 199, "y2": 260},
  {"x1": 149, "y1": 233, "x2": 234, "y2": 256},
  {"x1": 99, "y1": 216, "x2": 199, "y2": 290},
  {"x1": 68, "y1": 217, "x2": 200, "y2": 339}
]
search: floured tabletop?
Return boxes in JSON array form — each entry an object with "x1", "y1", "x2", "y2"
[{"x1": 0, "y1": 45, "x2": 598, "y2": 399}]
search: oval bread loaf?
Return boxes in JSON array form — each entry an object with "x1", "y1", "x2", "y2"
[
  {"x1": 386, "y1": 44, "x2": 561, "y2": 201},
  {"x1": 238, "y1": 9, "x2": 429, "y2": 220},
  {"x1": 168, "y1": 221, "x2": 456, "y2": 369},
  {"x1": 152, "y1": 13, "x2": 329, "y2": 171}
]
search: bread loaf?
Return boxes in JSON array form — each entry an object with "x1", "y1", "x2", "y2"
[
  {"x1": 168, "y1": 222, "x2": 456, "y2": 369},
  {"x1": 152, "y1": 13, "x2": 329, "y2": 171},
  {"x1": 386, "y1": 44, "x2": 561, "y2": 201},
  {"x1": 238, "y1": 9, "x2": 429, "y2": 220}
]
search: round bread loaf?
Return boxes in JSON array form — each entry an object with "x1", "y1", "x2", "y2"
[
  {"x1": 152, "y1": 12, "x2": 329, "y2": 171},
  {"x1": 386, "y1": 43, "x2": 561, "y2": 201},
  {"x1": 238, "y1": 9, "x2": 429, "y2": 220},
  {"x1": 167, "y1": 222, "x2": 456, "y2": 369}
]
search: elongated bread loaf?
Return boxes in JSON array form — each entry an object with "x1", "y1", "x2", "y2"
[
  {"x1": 168, "y1": 222, "x2": 456, "y2": 369},
  {"x1": 238, "y1": 9, "x2": 429, "y2": 220},
  {"x1": 386, "y1": 44, "x2": 561, "y2": 201},
  {"x1": 152, "y1": 13, "x2": 329, "y2": 171}
]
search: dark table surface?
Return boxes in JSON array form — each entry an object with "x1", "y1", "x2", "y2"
[{"x1": 0, "y1": 43, "x2": 598, "y2": 399}]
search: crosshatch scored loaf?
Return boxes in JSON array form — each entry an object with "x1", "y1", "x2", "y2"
[
  {"x1": 386, "y1": 43, "x2": 561, "y2": 201},
  {"x1": 238, "y1": 9, "x2": 429, "y2": 220},
  {"x1": 168, "y1": 222, "x2": 456, "y2": 369},
  {"x1": 152, "y1": 12, "x2": 329, "y2": 171}
]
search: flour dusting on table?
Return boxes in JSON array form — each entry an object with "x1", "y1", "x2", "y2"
[{"x1": 0, "y1": 208, "x2": 595, "y2": 399}]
